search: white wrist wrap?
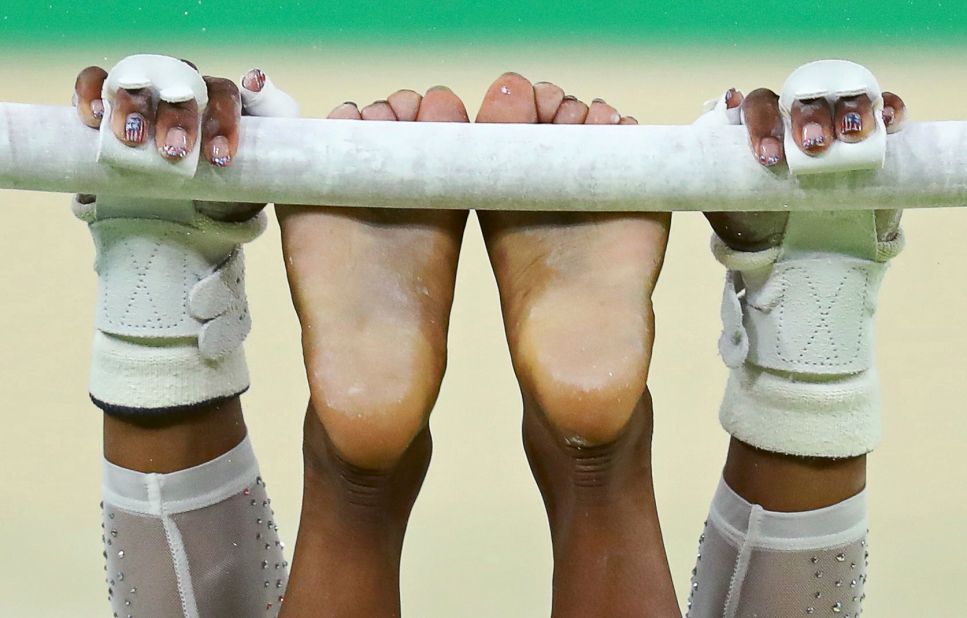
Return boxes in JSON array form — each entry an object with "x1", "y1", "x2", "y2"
[
  {"x1": 75, "y1": 195, "x2": 265, "y2": 411},
  {"x1": 714, "y1": 211, "x2": 904, "y2": 457},
  {"x1": 98, "y1": 55, "x2": 209, "y2": 178},
  {"x1": 779, "y1": 60, "x2": 886, "y2": 176}
]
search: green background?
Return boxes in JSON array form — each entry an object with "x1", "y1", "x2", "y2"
[{"x1": 1, "y1": 1, "x2": 964, "y2": 47}]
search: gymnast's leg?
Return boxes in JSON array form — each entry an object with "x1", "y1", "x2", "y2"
[
  {"x1": 74, "y1": 61, "x2": 292, "y2": 616},
  {"x1": 687, "y1": 84, "x2": 908, "y2": 617},
  {"x1": 476, "y1": 73, "x2": 679, "y2": 617},
  {"x1": 276, "y1": 88, "x2": 470, "y2": 617}
]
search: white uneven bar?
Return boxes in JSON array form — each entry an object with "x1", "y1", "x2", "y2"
[{"x1": 1, "y1": 102, "x2": 966, "y2": 212}]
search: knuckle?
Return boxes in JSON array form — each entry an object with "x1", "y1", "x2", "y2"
[
  {"x1": 204, "y1": 77, "x2": 241, "y2": 103},
  {"x1": 746, "y1": 87, "x2": 779, "y2": 102},
  {"x1": 76, "y1": 65, "x2": 107, "y2": 86}
]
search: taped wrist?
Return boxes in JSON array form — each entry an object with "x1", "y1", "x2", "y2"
[
  {"x1": 714, "y1": 210, "x2": 904, "y2": 457},
  {"x1": 74, "y1": 195, "x2": 265, "y2": 411}
]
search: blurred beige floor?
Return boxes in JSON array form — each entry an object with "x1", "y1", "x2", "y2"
[{"x1": 1, "y1": 46, "x2": 965, "y2": 616}]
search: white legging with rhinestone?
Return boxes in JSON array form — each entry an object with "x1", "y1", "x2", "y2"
[
  {"x1": 100, "y1": 436, "x2": 288, "y2": 617},
  {"x1": 687, "y1": 478, "x2": 868, "y2": 618}
]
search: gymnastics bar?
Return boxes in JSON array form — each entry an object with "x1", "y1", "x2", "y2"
[{"x1": 1, "y1": 102, "x2": 966, "y2": 212}]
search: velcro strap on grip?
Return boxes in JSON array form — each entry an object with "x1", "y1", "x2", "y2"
[
  {"x1": 713, "y1": 212, "x2": 902, "y2": 376},
  {"x1": 81, "y1": 196, "x2": 264, "y2": 361},
  {"x1": 740, "y1": 257, "x2": 886, "y2": 374}
]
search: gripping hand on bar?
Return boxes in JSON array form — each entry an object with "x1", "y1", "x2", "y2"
[
  {"x1": 73, "y1": 56, "x2": 300, "y2": 618},
  {"x1": 0, "y1": 56, "x2": 961, "y2": 211},
  {"x1": 687, "y1": 61, "x2": 907, "y2": 617}
]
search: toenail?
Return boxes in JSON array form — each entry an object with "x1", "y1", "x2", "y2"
[
  {"x1": 161, "y1": 127, "x2": 189, "y2": 159},
  {"x1": 90, "y1": 99, "x2": 104, "y2": 120},
  {"x1": 842, "y1": 112, "x2": 863, "y2": 134},
  {"x1": 124, "y1": 113, "x2": 146, "y2": 144},
  {"x1": 563, "y1": 95, "x2": 578, "y2": 102},
  {"x1": 428, "y1": 85, "x2": 451, "y2": 93},
  {"x1": 499, "y1": 85, "x2": 511, "y2": 95},
  {"x1": 725, "y1": 88, "x2": 736, "y2": 102}
]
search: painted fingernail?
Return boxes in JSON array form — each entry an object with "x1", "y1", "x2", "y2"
[
  {"x1": 842, "y1": 112, "x2": 862, "y2": 134},
  {"x1": 125, "y1": 113, "x2": 146, "y2": 144},
  {"x1": 242, "y1": 68, "x2": 266, "y2": 93},
  {"x1": 90, "y1": 99, "x2": 104, "y2": 120},
  {"x1": 882, "y1": 106, "x2": 896, "y2": 126},
  {"x1": 758, "y1": 137, "x2": 782, "y2": 167},
  {"x1": 801, "y1": 122, "x2": 825, "y2": 149},
  {"x1": 161, "y1": 127, "x2": 189, "y2": 159},
  {"x1": 209, "y1": 136, "x2": 231, "y2": 167}
]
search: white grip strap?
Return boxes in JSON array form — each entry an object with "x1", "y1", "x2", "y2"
[
  {"x1": 76, "y1": 196, "x2": 264, "y2": 362},
  {"x1": 779, "y1": 60, "x2": 886, "y2": 176},
  {"x1": 74, "y1": 194, "x2": 264, "y2": 410},
  {"x1": 714, "y1": 211, "x2": 901, "y2": 376},
  {"x1": 98, "y1": 54, "x2": 208, "y2": 178}
]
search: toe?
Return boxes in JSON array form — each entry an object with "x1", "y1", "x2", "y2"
[
  {"x1": 74, "y1": 66, "x2": 107, "y2": 128},
  {"x1": 476, "y1": 72, "x2": 537, "y2": 123},
  {"x1": 387, "y1": 89, "x2": 422, "y2": 121},
  {"x1": 361, "y1": 100, "x2": 397, "y2": 121},
  {"x1": 553, "y1": 95, "x2": 589, "y2": 124},
  {"x1": 328, "y1": 102, "x2": 362, "y2": 120},
  {"x1": 585, "y1": 98, "x2": 621, "y2": 125},
  {"x1": 791, "y1": 97, "x2": 835, "y2": 155},
  {"x1": 618, "y1": 116, "x2": 638, "y2": 125},
  {"x1": 834, "y1": 94, "x2": 876, "y2": 143},
  {"x1": 417, "y1": 86, "x2": 469, "y2": 122},
  {"x1": 882, "y1": 91, "x2": 907, "y2": 133},
  {"x1": 534, "y1": 81, "x2": 565, "y2": 124},
  {"x1": 200, "y1": 76, "x2": 241, "y2": 167},
  {"x1": 741, "y1": 88, "x2": 784, "y2": 166}
]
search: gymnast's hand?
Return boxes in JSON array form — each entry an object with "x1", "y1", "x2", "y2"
[
  {"x1": 707, "y1": 82, "x2": 908, "y2": 248},
  {"x1": 72, "y1": 61, "x2": 275, "y2": 221}
]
